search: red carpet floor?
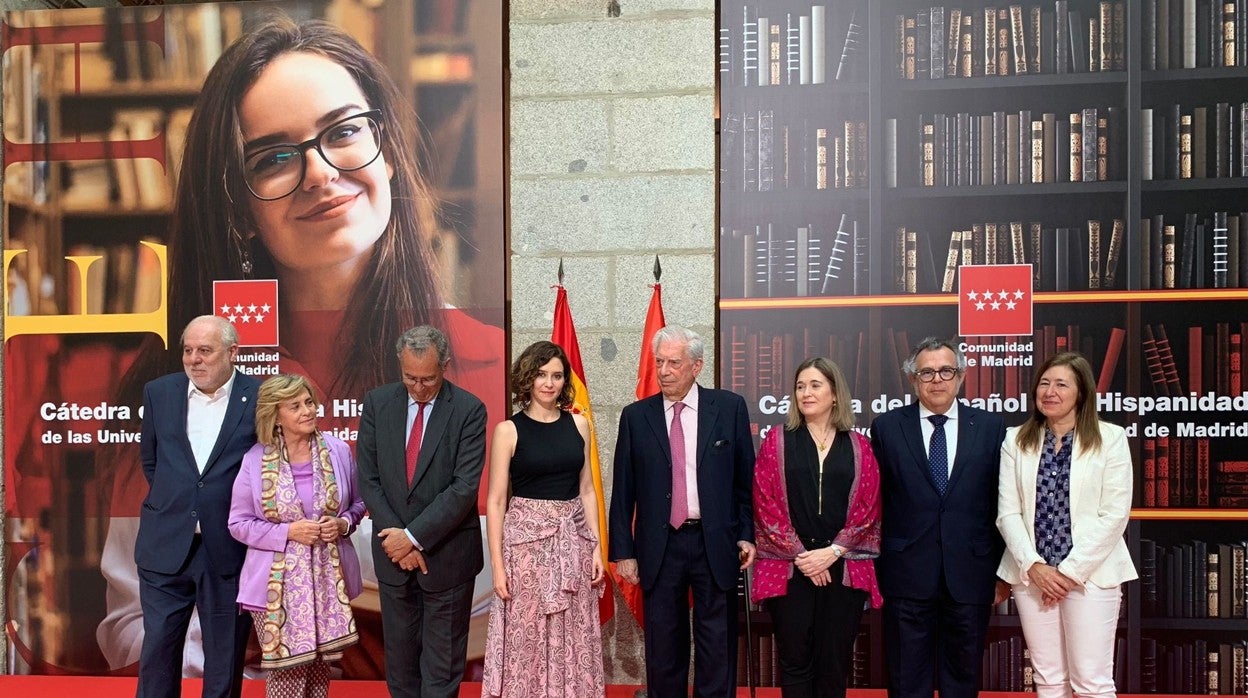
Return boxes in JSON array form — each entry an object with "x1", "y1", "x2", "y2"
[
  {"x1": 0, "y1": 678, "x2": 1195, "y2": 698},
  {"x1": 0, "y1": 677, "x2": 789, "y2": 696}
]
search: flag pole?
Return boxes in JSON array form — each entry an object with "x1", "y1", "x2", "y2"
[{"x1": 743, "y1": 568, "x2": 757, "y2": 697}]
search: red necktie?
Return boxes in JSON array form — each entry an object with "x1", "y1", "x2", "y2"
[
  {"x1": 669, "y1": 401, "x2": 688, "y2": 528},
  {"x1": 406, "y1": 401, "x2": 428, "y2": 487}
]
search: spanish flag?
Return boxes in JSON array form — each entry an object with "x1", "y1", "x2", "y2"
[{"x1": 550, "y1": 285, "x2": 615, "y2": 623}]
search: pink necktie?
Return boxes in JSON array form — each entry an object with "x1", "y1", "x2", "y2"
[
  {"x1": 406, "y1": 401, "x2": 428, "y2": 487},
  {"x1": 669, "y1": 401, "x2": 688, "y2": 529}
]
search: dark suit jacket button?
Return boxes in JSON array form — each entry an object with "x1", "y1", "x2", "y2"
[
  {"x1": 666, "y1": 493, "x2": 671, "y2": 499},
  {"x1": 190, "y1": 511, "x2": 198, "y2": 518},
  {"x1": 197, "y1": 481, "x2": 204, "y2": 488}
]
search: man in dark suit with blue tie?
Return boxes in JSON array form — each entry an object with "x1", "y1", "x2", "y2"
[
  {"x1": 356, "y1": 325, "x2": 487, "y2": 698},
  {"x1": 135, "y1": 315, "x2": 258, "y2": 698},
  {"x1": 870, "y1": 337, "x2": 1009, "y2": 698},
  {"x1": 610, "y1": 324, "x2": 756, "y2": 698}
]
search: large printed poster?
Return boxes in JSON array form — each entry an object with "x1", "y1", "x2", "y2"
[
  {"x1": 718, "y1": 1, "x2": 1248, "y2": 690},
  {"x1": 2, "y1": 0, "x2": 505, "y2": 677}
]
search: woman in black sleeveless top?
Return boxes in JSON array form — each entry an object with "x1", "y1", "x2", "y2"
[{"x1": 481, "y1": 341, "x2": 605, "y2": 697}]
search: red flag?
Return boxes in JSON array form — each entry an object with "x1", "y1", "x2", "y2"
[
  {"x1": 957, "y1": 264, "x2": 1033, "y2": 337},
  {"x1": 611, "y1": 282, "x2": 668, "y2": 628},
  {"x1": 636, "y1": 283, "x2": 666, "y2": 399},
  {"x1": 212, "y1": 280, "x2": 279, "y2": 346},
  {"x1": 551, "y1": 285, "x2": 615, "y2": 624}
]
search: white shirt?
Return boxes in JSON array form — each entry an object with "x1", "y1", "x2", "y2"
[
  {"x1": 918, "y1": 399, "x2": 959, "y2": 477},
  {"x1": 405, "y1": 394, "x2": 437, "y2": 447},
  {"x1": 186, "y1": 370, "x2": 237, "y2": 475},
  {"x1": 664, "y1": 384, "x2": 701, "y2": 520}
]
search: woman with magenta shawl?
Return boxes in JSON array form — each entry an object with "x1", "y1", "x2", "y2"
[{"x1": 752, "y1": 357, "x2": 882, "y2": 698}]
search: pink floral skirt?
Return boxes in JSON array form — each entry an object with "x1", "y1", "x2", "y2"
[{"x1": 482, "y1": 496, "x2": 605, "y2": 698}]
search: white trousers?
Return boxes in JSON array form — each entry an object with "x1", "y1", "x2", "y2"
[{"x1": 1013, "y1": 581, "x2": 1121, "y2": 698}]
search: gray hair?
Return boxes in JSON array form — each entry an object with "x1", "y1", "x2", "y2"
[
  {"x1": 901, "y1": 336, "x2": 967, "y2": 375},
  {"x1": 652, "y1": 325, "x2": 704, "y2": 361},
  {"x1": 182, "y1": 314, "x2": 239, "y2": 347},
  {"x1": 395, "y1": 325, "x2": 450, "y2": 365}
]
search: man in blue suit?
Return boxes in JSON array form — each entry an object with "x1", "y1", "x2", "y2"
[
  {"x1": 135, "y1": 315, "x2": 258, "y2": 698},
  {"x1": 610, "y1": 324, "x2": 756, "y2": 698},
  {"x1": 870, "y1": 337, "x2": 1008, "y2": 698}
]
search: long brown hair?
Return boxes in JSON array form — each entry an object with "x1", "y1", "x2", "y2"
[
  {"x1": 1015, "y1": 352, "x2": 1103, "y2": 454},
  {"x1": 140, "y1": 16, "x2": 442, "y2": 400}
]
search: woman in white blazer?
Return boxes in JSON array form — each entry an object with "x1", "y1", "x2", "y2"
[{"x1": 997, "y1": 352, "x2": 1137, "y2": 698}]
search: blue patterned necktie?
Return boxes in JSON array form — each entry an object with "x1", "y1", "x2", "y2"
[{"x1": 927, "y1": 414, "x2": 949, "y2": 494}]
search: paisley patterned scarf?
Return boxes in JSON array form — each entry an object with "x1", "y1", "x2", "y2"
[{"x1": 256, "y1": 432, "x2": 358, "y2": 669}]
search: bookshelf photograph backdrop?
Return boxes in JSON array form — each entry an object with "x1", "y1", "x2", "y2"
[
  {"x1": 1, "y1": 0, "x2": 505, "y2": 679},
  {"x1": 719, "y1": 0, "x2": 1248, "y2": 692}
]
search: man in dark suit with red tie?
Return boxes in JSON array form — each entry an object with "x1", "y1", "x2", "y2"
[
  {"x1": 135, "y1": 315, "x2": 257, "y2": 698},
  {"x1": 357, "y1": 325, "x2": 487, "y2": 698},
  {"x1": 610, "y1": 324, "x2": 756, "y2": 698},
  {"x1": 870, "y1": 337, "x2": 1009, "y2": 698}
]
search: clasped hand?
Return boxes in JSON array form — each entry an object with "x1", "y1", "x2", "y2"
[
  {"x1": 794, "y1": 547, "x2": 838, "y2": 587},
  {"x1": 287, "y1": 517, "x2": 347, "y2": 546},
  {"x1": 379, "y1": 527, "x2": 428, "y2": 573},
  {"x1": 1028, "y1": 562, "x2": 1081, "y2": 606}
]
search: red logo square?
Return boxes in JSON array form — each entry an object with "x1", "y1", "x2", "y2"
[
  {"x1": 958, "y1": 264, "x2": 1033, "y2": 337},
  {"x1": 212, "y1": 280, "x2": 279, "y2": 347}
]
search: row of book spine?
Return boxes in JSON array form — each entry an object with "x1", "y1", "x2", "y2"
[
  {"x1": 1141, "y1": 320, "x2": 1248, "y2": 399},
  {"x1": 104, "y1": 5, "x2": 241, "y2": 84},
  {"x1": 734, "y1": 629, "x2": 871, "y2": 687},
  {"x1": 1140, "y1": 538, "x2": 1248, "y2": 621},
  {"x1": 721, "y1": 112, "x2": 868, "y2": 193},
  {"x1": 885, "y1": 107, "x2": 1125, "y2": 189},
  {"x1": 1141, "y1": 103, "x2": 1248, "y2": 180},
  {"x1": 719, "y1": 216, "x2": 867, "y2": 299},
  {"x1": 62, "y1": 239, "x2": 163, "y2": 317},
  {"x1": 723, "y1": 213, "x2": 1248, "y2": 299},
  {"x1": 980, "y1": 637, "x2": 1036, "y2": 692},
  {"x1": 1140, "y1": 638, "x2": 1247, "y2": 694},
  {"x1": 893, "y1": 219, "x2": 1124, "y2": 294},
  {"x1": 1142, "y1": 0, "x2": 1247, "y2": 70},
  {"x1": 1140, "y1": 213, "x2": 1248, "y2": 291},
  {"x1": 1141, "y1": 439, "x2": 1248, "y2": 508},
  {"x1": 721, "y1": 5, "x2": 862, "y2": 89},
  {"x1": 725, "y1": 325, "x2": 867, "y2": 409},
  {"x1": 896, "y1": 2, "x2": 1126, "y2": 79}
]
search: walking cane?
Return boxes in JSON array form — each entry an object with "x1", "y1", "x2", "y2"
[{"x1": 741, "y1": 566, "x2": 757, "y2": 698}]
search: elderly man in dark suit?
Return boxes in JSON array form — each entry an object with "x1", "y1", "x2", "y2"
[
  {"x1": 135, "y1": 315, "x2": 258, "y2": 698},
  {"x1": 870, "y1": 336, "x2": 1009, "y2": 698},
  {"x1": 610, "y1": 324, "x2": 756, "y2": 698},
  {"x1": 357, "y1": 324, "x2": 487, "y2": 698}
]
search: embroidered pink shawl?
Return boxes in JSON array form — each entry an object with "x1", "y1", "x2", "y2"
[{"x1": 751, "y1": 426, "x2": 882, "y2": 608}]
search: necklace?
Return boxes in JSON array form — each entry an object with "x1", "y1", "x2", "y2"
[{"x1": 807, "y1": 423, "x2": 833, "y2": 452}]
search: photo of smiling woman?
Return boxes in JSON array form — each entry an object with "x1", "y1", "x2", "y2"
[
  {"x1": 996, "y1": 352, "x2": 1136, "y2": 698},
  {"x1": 139, "y1": 12, "x2": 503, "y2": 416},
  {"x1": 92, "y1": 6, "x2": 505, "y2": 679}
]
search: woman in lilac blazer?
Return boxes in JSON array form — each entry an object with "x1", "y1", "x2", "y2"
[{"x1": 229, "y1": 373, "x2": 366, "y2": 697}]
